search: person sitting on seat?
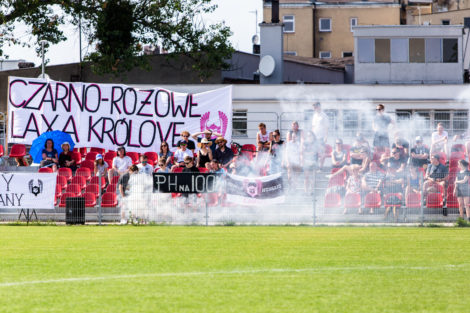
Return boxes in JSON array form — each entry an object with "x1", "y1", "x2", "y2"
[
  {"x1": 196, "y1": 138, "x2": 213, "y2": 169},
  {"x1": 387, "y1": 148, "x2": 407, "y2": 173},
  {"x1": 344, "y1": 165, "x2": 363, "y2": 214},
  {"x1": 332, "y1": 138, "x2": 348, "y2": 169},
  {"x1": 108, "y1": 147, "x2": 133, "y2": 183},
  {"x1": 361, "y1": 162, "x2": 385, "y2": 213},
  {"x1": 406, "y1": 166, "x2": 422, "y2": 198},
  {"x1": 176, "y1": 131, "x2": 196, "y2": 153},
  {"x1": 171, "y1": 141, "x2": 194, "y2": 172},
  {"x1": 391, "y1": 134, "x2": 409, "y2": 161},
  {"x1": 213, "y1": 137, "x2": 234, "y2": 169},
  {"x1": 256, "y1": 123, "x2": 272, "y2": 152},
  {"x1": 94, "y1": 154, "x2": 108, "y2": 177},
  {"x1": 423, "y1": 154, "x2": 448, "y2": 199},
  {"x1": 158, "y1": 141, "x2": 173, "y2": 169},
  {"x1": 410, "y1": 136, "x2": 429, "y2": 170},
  {"x1": 156, "y1": 157, "x2": 170, "y2": 173},
  {"x1": 137, "y1": 155, "x2": 153, "y2": 175},
  {"x1": 58, "y1": 142, "x2": 76, "y2": 172},
  {"x1": 40, "y1": 139, "x2": 58, "y2": 172}
]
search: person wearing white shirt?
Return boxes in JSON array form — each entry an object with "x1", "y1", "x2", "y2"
[
  {"x1": 137, "y1": 155, "x2": 153, "y2": 175},
  {"x1": 108, "y1": 146, "x2": 133, "y2": 182},
  {"x1": 171, "y1": 141, "x2": 194, "y2": 171},
  {"x1": 431, "y1": 123, "x2": 448, "y2": 155}
]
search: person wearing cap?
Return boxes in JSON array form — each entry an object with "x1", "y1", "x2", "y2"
[
  {"x1": 196, "y1": 138, "x2": 213, "y2": 169},
  {"x1": 332, "y1": 138, "x2": 347, "y2": 169},
  {"x1": 40, "y1": 139, "x2": 58, "y2": 172},
  {"x1": 311, "y1": 102, "x2": 329, "y2": 169},
  {"x1": 410, "y1": 136, "x2": 429, "y2": 169},
  {"x1": 58, "y1": 141, "x2": 76, "y2": 171},
  {"x1": 108, "y1": 146, "x2": 133, "y2": 183},
  {"x1": 350, "y1": 134, "x2": 370, "y2": 172},
  {"x1": 94, "y1": 154, "x2": 108, "y2": 177},
  {"x1": 192, "y1": 129, "x2": 222, "y2": 153},
  {"x1": 213, "y1": 137, "x2": 234, "y2": 168},
  {"x1": 137, "y1": 155, "x2": 153, "y2": 175},
  {"x1": 424, "y1": 154, "x2": 448, "y2": 199},
  {"x1": 431, "y1": 123, "x2": 448, "y2": 155},
  {"x1": 372, "y1": 104, "x2": 394, "y2": 149},
  {"x1": 387, "y1": 148, "x2": 406, "y2": 173},
  {"x1": 176, "y1": 130, "x2": 196, "y2": 153},
  {"x1": 171, "y1": 140, "x2": 194, "y2": 171},
  {"x1": 391, "y1": 134, "x2": 409, "y2": 161}
]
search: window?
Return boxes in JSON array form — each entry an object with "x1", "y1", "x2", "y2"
[
  {"x1": 425, "y1": 38, "x2": 441, "y2": 63},
  {"x1": 284, "y1": 51, "x2": 297, "y2": 56},
  {"x1": 409, "y1": 38, "x2": 425, "y2": 63},
  {"x1": 443, "y1": 38, "x2": 458, "y2": 63},
  {"x1": 391, "y1": 38, "x2": 408, "y2": 63},
  {"x1": 358, "y1": 38, "x2": 374, "y2": 63},
  {"x1": 350, "y1": 18, "x2": 357, "y2": 32},
  {"x1": 342, "y1": 52, "x2": 353, "y2": 57},
  {"x1": 375, "y1": 39, "x2": 390, "y2": 63},
  {"x1": 464, "y1": 17, "x2": 470, "y2": 29},
  {"x1": 442, "y1": 20, "x2": 450, "y2": 25},
  {"x1": 232, "y1": 110, "x2": 247, "y2": 137},
  {"x1": 319, "y1": 51, "x2": 331, "y2": 58},
  {"x1": 283, "y1": 15, "x2": 295, "y2": 33},
  {"x1": 319, "y1": 18, "x2": 332, "y2": 32}
]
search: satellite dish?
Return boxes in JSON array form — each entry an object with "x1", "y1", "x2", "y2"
[
  {"x1": 252, "y1": 34, "x2": 260, "y2": 45},
  {"x1": 259, "y1": 55, "x2": 275, "y2": 77}
]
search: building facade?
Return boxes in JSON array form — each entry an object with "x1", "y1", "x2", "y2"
[{"x1": 263, "y1": 0, "x2": 401, "y2": 59}]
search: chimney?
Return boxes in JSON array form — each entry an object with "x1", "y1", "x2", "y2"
[{"x1": 272, "y1": 0, "x2": 280, "y2": 23}]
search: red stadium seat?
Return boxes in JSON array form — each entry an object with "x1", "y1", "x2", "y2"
[
  {"x1": 324, "y1": 192, "x2": 342, "y2": 209},
  {"x1": 364, "y1": 192, "x2": 382, "y2": 211},
  {"x1": 241, "y1": 144, "x2": 257, "y2": 160},
  {"x1": 106, "y1": 183, "x2": 117, "y2": 193},
  {"x1": 80, "y1": 160, "x2": 95, "y2": 172},
  {"x1": 90, "y1": 147, "x2": 105, "y2": 154},
  {"x1": 90, "y1": 176, "x2": 106, "y2": 189},
  {"x1": 75, "y1": 167, "x2": 92, "y2": 182},
  {"x1": 172, "y1": 167, "x2": 183, "y2": 173},
  {"x1": 198, "y1": 167, "x2": 209, "y2": 173},
  {"x1": 55, "y1": 184, "x2": 63, "y2": 198},
  {"x1": 405, "y1": 192, "x2": 421, "y2": 209},
  {"x1": 9, "y1": 144, "x2": 26, "y2": 158},
  {"x1": 126, "y1": 152, "x2": 140, "y2": 164},
  {"x1": 85, "y1": 151, "x2": 98, "y2": 162},
  {"x1": 71, "y1": 176, "x2": 87, "y2": 190},
  {"x1": 344, "y1": 193, "x2": 361, "y2": 210},
  {"x1": 426, "y1": 193, "x2": 443, "y2": 208},
  {"x1": 0, "y1": 145, "x2": 4, "y2": 157},
  {"x1": 446, "y1": 193, "x2": 459, "y2": 209},
  {"x1": 71, "y1": 151, "x2": 82, "y2": 166},
  {"x1": 83, "y1": 192, "x2": 97, "y2": 207},
  {"x1": 328, "y1": 173, "x2": 346, "y2": 187},
  {"x1": 450, "y1": 151, "x2": 465, "y2": 161},
  {"x1": 104, "y1": 151, "x2": 117, "y2": 160},
  {"x1": 66, "y1": 184, "x2": 82, "y2": 196},
  {"x1": 79, "y1": 147, "x2": 88, "y2": 158},
  {"x1": 58, "y1": 168, "x2": 72, "y2": 182},
  {"x1": 56, "y1": 176, "x2": 68, "y2": 192},
  {"x1": 231, "y1": 144, "x2": 240, "y2": 156},
  {"x1": 451, "y1": 144, "x2": 466, "y2": 153},
  {"x1": 111, "y1": 176, "x2": 120, "y2": 185},
  {"x1": 59, "y1": 192, "x2": 76, "y2": 207},
  {"x1": 323, "y1": 144, "x2": 333, "y2": 158},
  {"x1": 85, "y1": 184, "x2": 100, "y2": 197},
  {"x1": 38, "y1": 167, "x2": 53, "y2": 173},
  {"x1": 144, "y1": 152, "x2": 158, "y2": 163},
  {"x1": 101, "y1": 192, "x2": 117, "y2": 207}
]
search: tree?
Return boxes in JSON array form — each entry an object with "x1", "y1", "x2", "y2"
[{"x1": 0, "y1": 0, "x2": 233, "y2": 79}]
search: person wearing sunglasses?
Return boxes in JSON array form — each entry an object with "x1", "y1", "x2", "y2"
[
  {"x1": 176, "y1": 130, "x2": 196, "y2": 153},
  {"x1": 182, "y1": 156, "x2": 199, "y2": 173},
  {"x1": 158, "y1": 141, "x2": 173, "y2": 169},
  {"x1": 372, "y1": 104, "x2": 394, "y2": 149},
  {"x1": 192, "y1": 129, "x2": 221, "y2": 154},
  {"x1": 156, "y1": 157, "x2": 170, "y2": 173}
]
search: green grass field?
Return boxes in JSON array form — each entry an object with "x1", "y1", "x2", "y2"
[{"x1": 1, "y1": 226, "x2": 469, "y2": 313}]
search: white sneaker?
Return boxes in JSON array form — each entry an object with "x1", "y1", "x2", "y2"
[{"x1": 120, "y1": 219, "x2": 127, "y2": 225}]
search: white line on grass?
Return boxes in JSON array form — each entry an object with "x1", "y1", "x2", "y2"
[{"x1": 1, "y1": 264, "x2": 468, "y2": 287}]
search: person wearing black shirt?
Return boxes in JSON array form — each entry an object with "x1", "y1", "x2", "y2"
[
  {"x1": 410, "y1": 136, "x2": 429, "y2": 169},
  {"x1": 176, "y1": 130, "x2": 196, "y2": 152},
  {"x1": 424, "y1": 154, "x2": 448, "y2": 199},
  {"x1": 213, "y1": 137, "x2": 234, "y2": 168},
  {"x1": 58, "y1": 142, "x2": 76, "y2": 172},
  {"x1": 182, "y1": 156, "x2": 199, "y2": 173}
]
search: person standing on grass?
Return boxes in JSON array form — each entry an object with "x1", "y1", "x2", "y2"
[{"x1": 454, "y1": 159, "x2": 470, "y2": 222}]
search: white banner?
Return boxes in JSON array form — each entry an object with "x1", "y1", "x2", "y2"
[
  {"x1": 8, "y1": 77, "x2": 232, "y2": 152},
  {"x1": 0, "y1": 172, "x2": 57, "y2": 209}
]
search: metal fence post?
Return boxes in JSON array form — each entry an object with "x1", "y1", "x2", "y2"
[
  {"x1": 313, "y1": 170, "x2": 317, "y2": 226},
  {"x1": 205, "y1": 200, "x2": 208, "y2": 226},
  {"x1": 98, "y1": 172, "x2": 102, "y2": 225}
]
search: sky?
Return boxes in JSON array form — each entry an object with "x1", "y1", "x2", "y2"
[{"x1": 2, "y1": 0, "x2": 264, "y2": 66}]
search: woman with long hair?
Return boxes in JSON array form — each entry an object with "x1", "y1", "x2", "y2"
[
  {"x1": 159, "y1": 141, "x2": 173, "y2": 169},
  {"x1": 94, "y1": 154, "x2": 109, "y2": 177},
  {"x1": 40, "y1": 139, "x2": 58, "y2": 172},
  {"x1": 454, "y1": 159, "x2": 470, "y2": 221}
]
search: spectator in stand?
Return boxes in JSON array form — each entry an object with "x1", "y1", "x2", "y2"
[
  {"x1": 118, "y1": 164, "x2": 138, "y2": 224},
  {"x1": 172, "y1": 141, "x2": 194, "y2": 171},
  {"x1": 454, "y1": 159, "x2": 470, "y2": 221},
  {"x1": 410, "y1": 136, "x2": 430, "y2": 170},
  {"x1": 15, "y1": 156, "x2": 29, "y2": 167},
  {"x1": 181, "y1": 156, "x2": 199, "y2": 204},
  {"x1": 269, "y1": 129, "x2": 284, "y2": 174},
  {"x1": 285, "y1": 131, "x2": 302, "y2": 186},
  {"x1": 302, "y1": 131, "x2": 320, "y2": 193},
  {"x1": 192, "y1": 129, "x2": 221, "y2": 153},
  {"x1": 213, "y1": 137, "x2": 234, "y2": 169},
  {"x1": 58, "y1": 142, "x2": 76, "y2": 172},
  {"x1": 453, "y1": 130, "x2": 470, "y2": 156},
  {"x1": 137, "y1": 155, "x2": 153, "y2": 175},
  {"x1": 158, "y1": 141, "x2": 173, "y2": 169},
  {"x1": 406, "y1": 165, "x2": 421, "y2": 195},
  {"x1": 383, "y1": 165, "x2": 405, "y2": 219},
  {"x1": 362, "y1": 162, "x2": 385, "y2": 213},
  {"x1": 327, "y1": 148, "x2": 370, "y2": 179},
  {"x1": 373, "y1": 104, "x2": 394, "y2": 149},
  {"x1": 391, "y1": 134, "x2": 409, "y2": 161},
  {"x1": 286, "y1": 121, "x2": 304, "y2": 143},
  {"x1": 156, "y1": 157, "x2": 170, "y2": 173},
  {"x1": 210, "y1": 159, "x2": 225, "y2": 174},
  {"x1": 176, "y1": 131, "x2": 196, "y2": 153},
  {"x1": 387, "y1": 148, "x2": 407, "y2": 173},
  {"x1": 332, "y1": 139, "x2": 348, "y2": 169},
  {"x1": 196, "y1": 138, "x2": 213, "y2": 169},
  {"x1": 94, "y1": 154, "x2": 108, "y2": 177},
  {"x1": 431, "y1": 123, "x2": 448, "y2": 155},
  {"x1": 256, "y1": 123, "x2": 272, "y2": 152},
  {"x1": 229, "y1": 156, "x2": 252, "y2": 176},
  {"x1": 344, "y1": 165, "x2": 363, "y2": 214},
  {"x1": 311, "y1": 102, "x2": 329, "y2": 169},
  {"x1": 424, "y1": 154, "x2": 448, "y2": 199},
  {"x1": 350, "y1": 134, "x2": 371, "y2": 173},
  {"x1": 108, "y1": 146, "x2": 133, "y2": 183},
  {"x1": 378, "y1": 153, "x2": 389, "y2": 172},
  {"x1": 40, "y1": 139, "x2": 58, "y2": 172}
]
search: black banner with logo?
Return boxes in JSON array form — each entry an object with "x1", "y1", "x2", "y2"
[{"x1": 153, "y1": 173, "x2": 221, "y2": 193}]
